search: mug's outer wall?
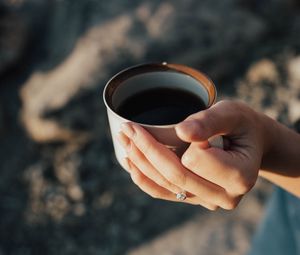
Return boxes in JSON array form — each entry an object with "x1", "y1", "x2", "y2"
[{"x1": 106, "y1": 107, "x2": 189, "y2": 169}]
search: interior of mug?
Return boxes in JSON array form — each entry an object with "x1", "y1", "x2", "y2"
[
  {"x1": 103, "y1": 63, "x2": 217, "y2": 120},
  {"x1": 111, "y1": 71, "x2": 209, "y2": 110}
]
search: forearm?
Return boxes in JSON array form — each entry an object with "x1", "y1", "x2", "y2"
[{"x1": 260, "y1": 114, "x2": 300, "y2": 197}]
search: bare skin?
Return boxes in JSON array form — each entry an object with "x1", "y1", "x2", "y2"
[{"x1": 117, "y1": 100, "x2": 300, "y2": 210}]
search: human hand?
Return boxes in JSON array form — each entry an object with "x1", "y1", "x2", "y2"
[{"x1": 117, "y1": 100, "x2": 266, "y2": 210}]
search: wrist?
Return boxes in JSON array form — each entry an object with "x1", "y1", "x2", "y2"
[
  {"x1": 259, "y1": 113, "x2": 280, "y2": 170},
  {"x1": 259, "y1": 112, "x2": 300, "y2": 173}
]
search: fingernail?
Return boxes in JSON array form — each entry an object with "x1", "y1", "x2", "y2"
[
  {"x1": 121, "y1": 123, "x2": 135, "y2": 138},
  {"x1": 181, "y1": 153, "x2": 190, "y2": 166},
  {"x1": 176, "y1": 121, "x2": 197, "y2": 140},
  {"x1": 117, "y1": 132, "x2": 128, "y2": 148},
  {"x1": 177, "y1": 120, "x2": 196, "y2": 131}
]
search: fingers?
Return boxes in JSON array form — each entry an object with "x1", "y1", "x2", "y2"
[
  {"x1": 123, "y1": 158, "x2": 219, "y2": 210},
  {"x1": 120, "y1": 123, "x2": 236, "y2": 210},
  {"x1": 121, "y1": 122, "x2": 187, "y2": 188},
  {"x1": 117, "y1": 131, "x2": 182, "y2": 194},
  {"x1": 123, "y1": 157, "x2": 179, "y2": 202},
  {"x1": 175, "y1": 100, "x2": 241, "y2": 143},
  {"x1": 182, "y1": 143, "x2": 256, "y2": 196}
]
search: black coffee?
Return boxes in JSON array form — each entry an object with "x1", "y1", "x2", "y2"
[{"x1": 116, "y1": 88, "x2": 206, "y2": 125}]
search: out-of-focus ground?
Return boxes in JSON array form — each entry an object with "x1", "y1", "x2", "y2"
[{"x1": 0, "y1": 0, "x2": 300, "y2": 254}]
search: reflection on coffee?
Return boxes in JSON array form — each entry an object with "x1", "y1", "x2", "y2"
[{"x1": 116, "y1": 88, "x2": 206, "y2": 125}]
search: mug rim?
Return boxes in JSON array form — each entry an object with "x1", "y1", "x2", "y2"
[{"x1": 102, "y1": 62, "x2": 217, "y2": 128}]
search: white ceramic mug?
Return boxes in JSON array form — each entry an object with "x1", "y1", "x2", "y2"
[{"x1": 103, "y1": 63, "x2": 223, "y2": 169}]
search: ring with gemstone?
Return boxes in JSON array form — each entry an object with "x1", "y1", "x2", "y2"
[{"x1": 176, "y1": 191, "x2": 187, "y2": 201}]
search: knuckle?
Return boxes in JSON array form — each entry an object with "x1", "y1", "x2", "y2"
[
  {"x1": 222, "y1": 198, "x2": 238, "y2": 210},
  {"x1": 238, "y1": 179, "x2": 254, "y2": 195},
  {"x1": 197, "y1": 112, "x2": 210, "y2": 132},
  {"x1": 219, "y1": 99, "x2": 239, "y2": 110},
  {"x1": 207, "y1": 205, "x2": 219, "y2": 211},
  {"x1": 218, "y1": 100, "x2": 244, "y2": 119},
  {"x1": 238, "y1": 179, "x2": 254, "y2": 194},
  {"x1": 166, "y1": 171, "x2": 186, "y2": 187},
  {"x1": 231, "y1": 170, "x2": 253, "y2": 194}
]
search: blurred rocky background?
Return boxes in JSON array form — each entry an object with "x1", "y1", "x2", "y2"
[{"x1": 0, "y1": 0, "x2": 300, "y2": 254}]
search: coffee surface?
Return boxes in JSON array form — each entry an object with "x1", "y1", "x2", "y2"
[{"x1": 116, "y1": 88, "x2": 206, "y2": 125}]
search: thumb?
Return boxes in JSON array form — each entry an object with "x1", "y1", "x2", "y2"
[{"x1": 175, "y1": 101, "x2": 238, "y2": 143}]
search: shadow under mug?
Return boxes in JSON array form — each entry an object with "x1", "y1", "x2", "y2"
[{"x1": 103, "y1": 63, "x2": 223, "y2": 169}]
